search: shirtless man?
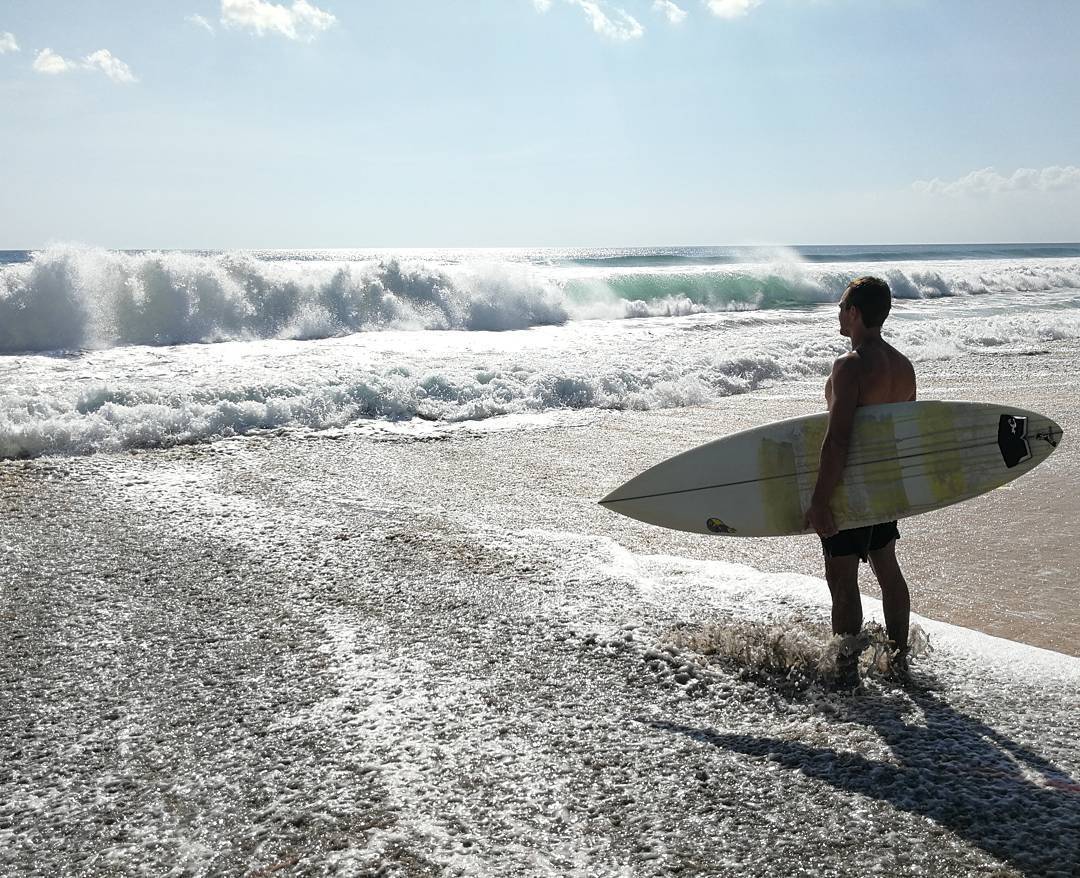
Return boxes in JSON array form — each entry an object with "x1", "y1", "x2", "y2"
[{"x1": 805, "y1": 276, "x2": 917, "y2": 684}]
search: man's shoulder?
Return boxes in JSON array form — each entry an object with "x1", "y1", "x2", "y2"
[
  {"x1": 829, "y1": 353, "x2": 863, "y2": 394},
  {"x1": 889, "y1": 345, "x2": 917, "y2": 377},
  {"x1": 832, "y1": 351, "x2": 863, "y2": 372}
]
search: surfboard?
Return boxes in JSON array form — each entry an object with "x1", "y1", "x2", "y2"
[{"x1": 600, "y1": 401, "x2": 1063, "y2": 537}]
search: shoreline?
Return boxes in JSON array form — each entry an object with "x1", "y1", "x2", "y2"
[
  {"x1": 2, "y1": 405, "x2": 1078, "y2": 874},
  {"x1": 3, "y1": 340, "x2": 1079, "y2": 874},
  {"x1": 2, "y1": 341, "x2": 1077, "y2": 656}
]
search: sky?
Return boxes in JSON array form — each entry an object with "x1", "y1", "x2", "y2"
[{"x1": 1, "y1": 0, "x2": 1078, "y2": 248}]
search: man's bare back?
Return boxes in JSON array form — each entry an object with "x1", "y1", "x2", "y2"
[{"x1": 825, "y1": 337, "x2": 916, "y2": 411}]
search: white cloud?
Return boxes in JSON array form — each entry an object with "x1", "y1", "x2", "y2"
[
  {"x1": 83, "y1": 49, "x2": 138, "y2": 83},
  {"x1": 653, "y1": 1, "x2": 688, "y2": 24},
  {"x1": 32, "y1": 47, "x2": 138, "y2": 83},
  {"x1": 913, "y1": 165, "x2": 1080, "y2": 196},
  {"x1": 530, "y1": 0, "x2": 645, "y2": 40},
  {"x1": 187, "y1": 13, "x2": 216, "y2": 34},
  {"x1": 0, "y1": 31, "x2": 19, "y2": 54},
  {"x1": 221, "y1": 0, "x2": 337, "y2": 41},
  {"x1": 32, "y1": 48, "x2": 79, "y2": 75},
  {"x1": 704, "y1": 0, "x2": 760, "y2": 18},
  {"x1": 566, "y1": 0, "x2": 645, "y2": 41}
]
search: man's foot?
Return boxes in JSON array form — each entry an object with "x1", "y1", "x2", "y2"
[
  {"x1": 832, "y1": 632, "x2": 869, "y2": 691},
  {"x1": 834, "y1": 656, "x2": 861, "y2": 691},
  {"x1": 888, "y1": 648, "x2": 912, "y2": 683}
]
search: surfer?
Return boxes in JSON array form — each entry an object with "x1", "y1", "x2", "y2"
[{"x1": 805, "y1": 276, "x2": 917, "y2": 685}]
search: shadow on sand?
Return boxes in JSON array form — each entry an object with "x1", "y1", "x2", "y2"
[{"x1": 652, "y1": 691, "x2": 1080, "y2": 875}]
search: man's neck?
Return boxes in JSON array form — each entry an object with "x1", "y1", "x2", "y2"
[{"x1": 851, "y1": 326, "x2": 882, "y2": 349}]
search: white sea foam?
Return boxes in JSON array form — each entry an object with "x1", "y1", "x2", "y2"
[
  {"x1": 597, "y1": 545, "x2": 1080, "y2": 683},
  {"x1": 2, "y1": 296, "x2": 1079, "y2": 458},
  {"x1": 3, "y1": 245, "x2": 1080, "y2": 459},
  {"x1": 0, "y1": 352, "x2": 812, "y2": 458},
  {"x1": 0, "y1": 246, "x2": 570, "y2": 353},
  {"x1": 3, "y1": 246, "x2": 1080, "y2": 353}
]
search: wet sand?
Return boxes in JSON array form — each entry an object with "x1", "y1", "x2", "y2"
[{"x1": 2, "y1": 342, "x2": 1078, "y2": 875}]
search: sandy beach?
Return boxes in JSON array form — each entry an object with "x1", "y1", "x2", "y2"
[
  {"x1": 5, "y1": 0, "x2": 1079, "y2": 870},
  {"x1": 3, "y1": 341, "x2": 1078, "y2": 876}
]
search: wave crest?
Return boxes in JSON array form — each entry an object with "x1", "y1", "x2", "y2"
[
  {"x1": 0, "y1": 247, "x2": 570, "y2": 353},
  {"x1": 3, "y1": 247, "x2": 1080, "y2": 353}
]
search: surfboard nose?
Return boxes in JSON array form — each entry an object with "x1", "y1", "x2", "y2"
[
  {"x1": 1032, "y1": 414, "x2": 1064, "y2": 453},
  {"x1": 1048, "y1": 417, "x2": 1064, "y2": 444}
]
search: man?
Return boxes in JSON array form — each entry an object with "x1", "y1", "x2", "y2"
[{"x1": 805, "y1": 276, "x2": 916, "y2": 686}]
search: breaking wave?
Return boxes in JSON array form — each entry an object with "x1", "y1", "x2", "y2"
[
  {"x1": 3, "y1": 302, "x2": 1078, "y2": 459},
  {"x1": 3, "y1": 246, "x2": 1080, "y2": 354},
  {"x1": 0, "y1": 247, "x2": 569, "y2": 354}
]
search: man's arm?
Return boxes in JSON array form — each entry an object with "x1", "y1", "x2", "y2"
[{"x1": 806, "y1": 356, "x2": 860, "y2": 537}]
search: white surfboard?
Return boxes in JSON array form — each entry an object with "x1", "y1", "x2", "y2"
[{"x1": 600, "y1": 401, "x2": 1063, "y2": 537}]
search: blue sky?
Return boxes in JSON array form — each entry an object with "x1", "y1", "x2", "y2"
[{"x1": 1, "y1": 0, "x2": 1078, "y2": 247}]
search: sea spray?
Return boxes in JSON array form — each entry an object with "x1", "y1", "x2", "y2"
[
  {"x1": 3, "y1": 304, "x2": 1080, "y2": 458},
  {"x1": 4, "y1": 245, "x2": 1080, "y2": 353},
  {"x1": 660, "y1": 619, "x2": 932, "y2": 694},
  {"x1": 0, "y1": 247, "x2": 570, "y2": 353}
]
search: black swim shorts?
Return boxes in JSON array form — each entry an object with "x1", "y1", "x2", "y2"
[{"x1": 821, "y1": 521, "x2": 900, "y2": 562}]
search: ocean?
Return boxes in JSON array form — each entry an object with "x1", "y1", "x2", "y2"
[
  {"x1": 2, "y1": 243, "x2": 1079, "y2": 875},
  {"x1": 2, "y1": 243, "x2": 1080, "y2": 457}
]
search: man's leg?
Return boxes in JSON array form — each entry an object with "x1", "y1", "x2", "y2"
[
  {"x1": 824, "y1": 554, "x2": 862, "y2": 636},
  {"x1": 868, "y1": 539, "x2": 910, "y2": 655},
  {"x1": 824, "y1": 554, "x2": 863, "y2": 687}
]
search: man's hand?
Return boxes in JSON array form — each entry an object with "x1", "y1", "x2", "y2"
[{"x1": 805, "y1": 499, "x2": 838, "y2": 538}]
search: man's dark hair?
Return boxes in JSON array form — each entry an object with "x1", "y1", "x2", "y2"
[{"x1": 844, "y1": 276, "x2": 891, "y2": 328}]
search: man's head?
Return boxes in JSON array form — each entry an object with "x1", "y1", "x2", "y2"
[{"x1": 839, "y1": 275, "x2": 891, "y2": 336}]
